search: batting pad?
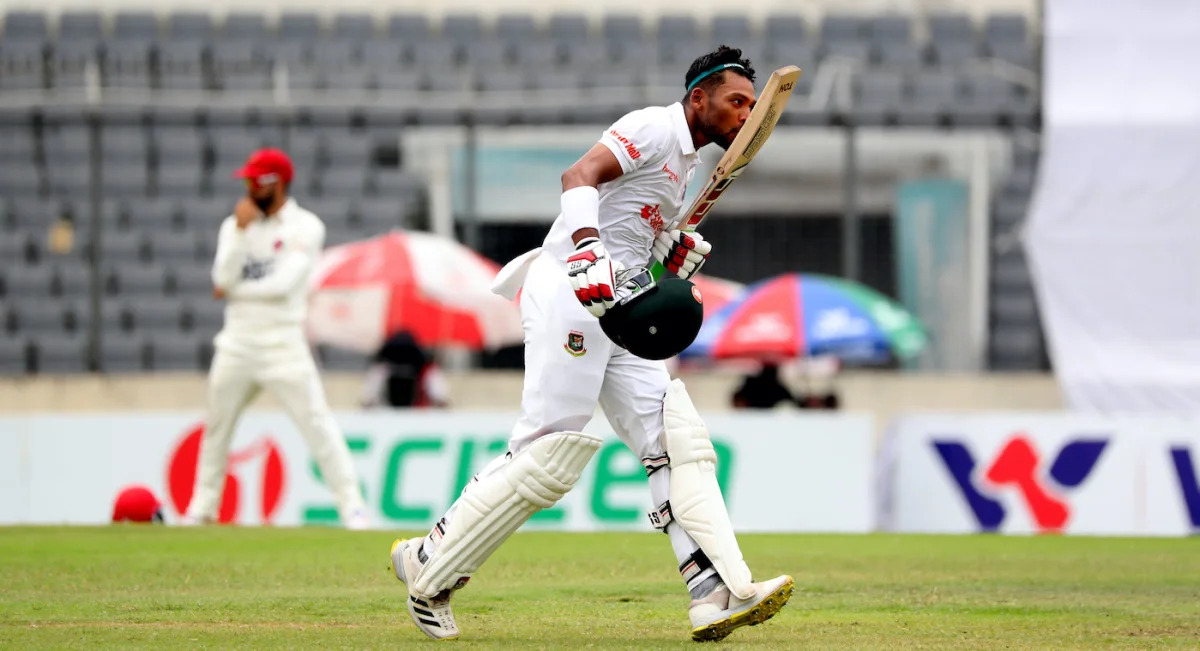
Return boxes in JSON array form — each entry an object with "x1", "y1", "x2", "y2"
[
  {"x1": 663, "y1": 379, "x2": 755, "y2": 600},
  {"x1": 412, "y1": 430, "x2": 602, "y2": 597}
]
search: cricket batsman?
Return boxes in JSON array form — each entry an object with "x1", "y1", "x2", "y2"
[
  {"x1": 183, "y1": 148, "x2": 368, "y2": 530},
  {"x1": 390, "y1": 46, "x2": 794, "y2": 641}
]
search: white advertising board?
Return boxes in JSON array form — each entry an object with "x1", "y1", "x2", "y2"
[
  {"x1": 0, "y1": 411, "x2": 875, "y2": 533},
  {"x1": 881, "y1": 414, "x2": 1200, "y2": 536}
]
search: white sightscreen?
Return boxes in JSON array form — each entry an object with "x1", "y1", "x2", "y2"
[{"x1": 1025, "y1": 0, "x2": 1200, "y2": 413}]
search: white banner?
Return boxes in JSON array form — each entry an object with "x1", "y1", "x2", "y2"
[
  {"x1": 881, "y1": 414, "x2": 1200, "y2": 535},
  {"x1": 0, "y1": 411, "x2": 875, "y2": 533},
  {"x1": 1025, "y1": 0, "x2": 1200, "y2": 412}
]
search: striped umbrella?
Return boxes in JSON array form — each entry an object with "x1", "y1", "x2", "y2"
[
  {"x1": 685, "y1": 273, "x2": 926, "y2": 363},
  {"x1": 307, "y1": 232, "x2": 523, "y2": 353}
]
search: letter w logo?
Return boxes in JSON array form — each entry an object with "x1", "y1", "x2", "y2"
[{"x1": 932, "y1": 435, "x2": 1108, "y2": 532}]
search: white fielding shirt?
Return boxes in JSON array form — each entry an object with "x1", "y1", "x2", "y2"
[
  {"x1": 542, "y1": 102, "x2": 700, "y2": 269},
  {"x1": 210, "y1": 197, "x2": 324, "y2": 352}
]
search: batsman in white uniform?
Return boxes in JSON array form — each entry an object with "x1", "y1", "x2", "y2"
[
  {"x1": 390, "y1": 46, "x2": 794, "y2": 641},
  {"x1": 184, "y1": 148, "x2": 368, "y2": 529}
]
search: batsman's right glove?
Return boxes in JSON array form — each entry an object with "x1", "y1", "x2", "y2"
[{"x1": 567, "y1": 237, "x2": 624, "y2": 318}]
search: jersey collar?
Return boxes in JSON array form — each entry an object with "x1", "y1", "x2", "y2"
[{"x1": 668, "y1": 102, "x2": 696, "y2": 156}]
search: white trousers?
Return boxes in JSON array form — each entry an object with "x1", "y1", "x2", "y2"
[
  {"x1": 187, "y1": 339, "x2": 366, "y2": 523},
  {"x1": 430, "y1": 252, "x2": 704, "y2": 570}
]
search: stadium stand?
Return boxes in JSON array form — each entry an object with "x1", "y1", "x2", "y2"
[{"x1": 0, "y1": 9, "x2": 1041, "y2": 374}]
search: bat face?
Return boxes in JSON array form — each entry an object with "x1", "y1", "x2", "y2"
[
  {"x1": 647, "y1": 65, "x2": 802, "y2": 281},
  {"x1": 680, "y1": 66, "x2": 802, "y2": 231}
]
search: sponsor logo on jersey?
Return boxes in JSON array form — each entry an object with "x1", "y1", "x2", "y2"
[
  {"x1": 662, "y1": 163, "x2": 679, "y2": 183},
  {"x1": 608, "y1": 130, "x2": 641, "y2": 160},
  {"x1": 640, "y1": 204, "x2": 665, "y2": 234},
  {"x1": 241, "y1": 256, "x2": 275, "y2": 280},
  {"x1": 564, "y1": 331, "x2": 587, "y2": 357}
]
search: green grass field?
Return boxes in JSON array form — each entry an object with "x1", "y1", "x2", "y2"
[{"x1": 1, "y1": 527, "x2": 1197, "y2": 649}]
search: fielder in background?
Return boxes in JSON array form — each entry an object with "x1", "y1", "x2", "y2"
[
  {"x1": 390, "y1": 46, "x2": 793, "y2": 642},
  {"x1": 183, "y1": 148, "x2": 368, "y2": 530}
]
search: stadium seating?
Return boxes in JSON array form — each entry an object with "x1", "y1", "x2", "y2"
[{"x1": 0, "y1": 9, "x2": 1041, "y2": 374}]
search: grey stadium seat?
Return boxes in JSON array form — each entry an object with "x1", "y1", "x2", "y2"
[
  {"x1": 513, "y1": 40, "x2": 560, "y2": 67},
  {"x1": 333, "y1": 13, "x2": 374, "y2": 41},
  {"x1": 898, "y1": 71, "x2": 959, "y2": 127},
  {"x1": 98, "y1": 332, "x2": 148, "y2": 372},
  {"x1": 112, "y1": 11, "x2": 159, "y2": 42},
  {"x1": 363, "y1": 40, "x2": 405, "y2": 69},
  {"x1": 181, "y1": 197, "x2": 231, "y2": 232},
  {"x1": 387, "y1": 13, "x2": 430, "y2": 40},
  {"x1": 318, "y1": 169, "x2": 368, "y2": 196},
  {"x1": 7, "y1": 299, "x2": 70, "y2": 333},
  {"x1": 0, "y1": 337, "x2": 30, "y2": 374},
  {"x1": 324, "y1": 134, "x2": 372, "y2": 168},
  {"x1": 167, "y1": 12, "x2": 214, "y2": 42},
  {"x1": 130, "y1": 295, "x2": 186, "y2": 332},
  {"x1": 101, "y1": 231, "x2": 150, "y2": 264},
  {"x1": 101, "y1": 300, "x2": 132, "y2": 332},
  {"x1": 410, "y1": 40, "x2": 459, "y2": 68},
  {"x1": 221, "y1": 13, "x2": 269, "y2": 42},
  {"x1": 147, "y1": 331, "x2": 202, "y2": 370},
  {"x1": 658, "y1": 15, "x2": 699, "y2": 44},
  {"x1": 107, "y1": 261, "x2": 167, "y2": 296},
  {"x1": 602, "y1": 15, "x2": 643, "y2": 43},
  {"x1": 370, "y1": 170, "x2": 423, "y2": 200},
  {"x1": 125, "y1": 198, "x2": 183, "y2": 232},
  {"x1": 0, "y1": 164, "x2": 42, "y2": 197},
  {"x1": 279, "y1": 12, "x2": 320, "y2": 42},
  {"x1": 712, "y1": 15, "x2": 752, "y2": 44},
  {"x1": 155, "y1": 164, "x2": 206, "y2": 198},
  {"x1": 105, "y1": 163, "x2": 153, "y2": 199},
  {"x1": 54, "y1": 265, "x2": 91, "y2": 298},
  {"x1": 3, "y1": 264, "x2": 55, "y2": 298},
  {"x1": 184, "y1": 298, "x2": 224, "y2": 334},
  {"x1": 58, "y1": 11, "x2": 104, "y2": 43},
  {"x1": 442, "y1": 14, "x2": 482, "y2": 44},
  {"x1": 764, "y1": 14, "x2": 807, "y2": 44},
  {"x1": 303, "y1": 197, "x2": 353, "y2": 229},
  {"x1": 3, "y1": 11, "x2": 48, "y2": 42},
  {"x1": 853, "y1": 71, "x2": 904, "y2": 126},
  {"x1": 548, "y1": 13, "x2": 588, "y2": 43},
  {"x1": 169, "y1": 261, "x2": 217, "y2": 296},
  {"x1": 32, "y1": 332, "x2": 89, "y2": 373},
  {"x1": 149, "y1": 231, "x2": 205, "y2": 263},
  {"x1": 496, "y1": 14, "x2": 538, "y2": 42},
  {"x1": 463, "y1": 38, "x2": 510, "y2": 69}
]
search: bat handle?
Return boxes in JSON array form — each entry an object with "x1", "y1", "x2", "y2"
[{"x1": 647, "y1": 259, "x2": 667, "y2": 282}]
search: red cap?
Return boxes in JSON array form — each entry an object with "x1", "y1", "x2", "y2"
[
  {"x1": 111, "y1": 485, "x2": 164, "y2": 523},
  {"x1": 234, "y1": 148, "x2": 294, "y2": 186}
]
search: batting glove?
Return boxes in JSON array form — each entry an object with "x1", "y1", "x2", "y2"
[
  {"x1": 652, "y1": 229, "x2": 712, "y2": 280},
  {"x1": 567, "y1": 237, "x2": 623, "y2": 317}
]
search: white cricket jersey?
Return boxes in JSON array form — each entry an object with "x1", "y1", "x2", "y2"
[
  {"x1": 210, "y1": 197, "x2": 325, "y2": 351},
  {"x1": 543, "y1": 102, "x2": 701, "y2": 269}
]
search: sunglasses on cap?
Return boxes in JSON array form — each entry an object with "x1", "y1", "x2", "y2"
[{"x1": 244, "y1": 174, "x2": 280, "y2": 191}]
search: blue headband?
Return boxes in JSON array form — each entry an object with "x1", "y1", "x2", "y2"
[{"x1": 686, "y1": 63, "x2": 746, "y2": 91}]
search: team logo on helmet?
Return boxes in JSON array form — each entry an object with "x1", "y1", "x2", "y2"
[
  {"x1": 564, "y1": 330, "x2": 587, "y2": 357},
  {"x1": 691, "y1": 286, "x2": 703, "y2": 304}
]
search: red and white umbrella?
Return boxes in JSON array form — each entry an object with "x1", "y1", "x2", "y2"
[{"x1": 307, "y1": 232, "x2": 523, "y2": 353}]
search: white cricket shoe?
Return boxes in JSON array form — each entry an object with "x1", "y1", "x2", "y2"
[
  {"x1": 390, "y1": 538, "x2": 459, "y2": 640},
  {"x1": 688, "y1": 575, "x2": 795, "y2": 642}
]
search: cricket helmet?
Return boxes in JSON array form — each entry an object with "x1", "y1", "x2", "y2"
[{"x1": 600, "y1": 271, "x2": 705, "y2": 360}]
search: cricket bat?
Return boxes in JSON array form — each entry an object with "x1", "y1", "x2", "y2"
[{"x1": 649, "y1": 65, "x2": 802, "y2": 281}]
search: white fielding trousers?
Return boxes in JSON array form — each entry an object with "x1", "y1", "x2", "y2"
[{"x1": 187, "y1": 338, "x2": 366, "y2": 523}]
